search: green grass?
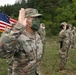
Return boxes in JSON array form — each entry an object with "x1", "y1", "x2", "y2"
[
  {"x1": 40, "y1": 36, "x2": 76, "y2": 75},
  {"x1": 0, "y1": 59, "x2": 8, "y2": 75},
  {"x1": 0, "y1": 36, "x2": 76, "y2": 75}
]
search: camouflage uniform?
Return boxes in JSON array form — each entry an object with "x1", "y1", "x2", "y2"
[
  {"x1": 59, "y1": 22, "x2": 70, "y2": 70},
  {"x1": 66, "y1": 24, "x2": 74, "y2": 49},
  {"x1": 37, "y1": 23, "x2": 46, "y2": 75},
  {"x1": 72, "y1": 27, "x2": 76, "y2": 48},
  {"x1": 66, "y1": 29, "x2": 73, "y2": 50},
  {"x1": 0, "y1": 9, "x2": 43, "y2": 75},
  {"x1": 74, "y1": 27, "x2": 76, "y2": 43},
  {"x1": 37, "y1": 23, "x2": 46, "y2": 45},
  {"x1": 37, "y1": 23, "x2": 46, "y2": 55}
]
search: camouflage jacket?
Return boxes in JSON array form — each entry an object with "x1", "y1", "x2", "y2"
[
  {"x1": 0, "y1": 22, "x2": 43, "y2": 74},
  {"x1": 59, "y1": 29, "x2": 70, "y2": 48},
  {"x1": 59, "y1": 29, "x2": 66, "y2": 42},
  {"x1": 37, "y1": 28, "x2": 46, "y2": 44},
  {"x1": 67, "y1": 29, "x2": 73, "y2": 44}
]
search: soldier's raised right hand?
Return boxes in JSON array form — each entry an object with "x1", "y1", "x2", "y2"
[{"x1": 18, "y1": 8, "x2": 27, "y2": 27}]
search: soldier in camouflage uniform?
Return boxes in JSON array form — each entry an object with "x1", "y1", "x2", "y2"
[
  {"x1": 0, "y1": 8, "x2": 43, "y2": 75},
  {"x1": 59, "y1": 22, "x2": 70, "y2": 71},
  {"x1": 37, "y1": 23, "x2": 46, "y2": 45},
  {"x1": 74, "y1": 27, "x2": 76, "y2": 48},
  {"x1": 73, "y1": 26, "x2": 76, "y2": 44},
  {"x1": 72, "y1": 26, "x2": 76, "y2": 48},
  {"x1": 37, "y1": 23, "x2": 46, "y2": 56},
  {"x1": 66, "y1": 24, "x2": 73, "y2": 49},
  {"x1": 37, "y1": 23, "x2": 46, "y2": 74}
]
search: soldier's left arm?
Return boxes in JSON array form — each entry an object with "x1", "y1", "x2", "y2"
[{"x1": 36, "y1": 34, "x2": 44, "y2": 62}]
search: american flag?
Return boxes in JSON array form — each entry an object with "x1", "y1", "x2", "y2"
[{"x1": 0, "y1": 11, "x2": 17, "y2": 32}]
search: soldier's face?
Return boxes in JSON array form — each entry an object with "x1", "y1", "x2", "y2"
[
  {"x1": 26, "y1": 17, "x2": 40, "y2": 31},
  {"x1": 69, "y1": 27, "x2": 72, "y2": 30},
  {"x1": 40, "y1": 25, "x2": 43, "y2": 28},
  {"x1": 26, "y1": 17, "x2": 38, "y2": 27},
  {"x1": 64, "y1": 25, "x2": 66, "y2": 30}
]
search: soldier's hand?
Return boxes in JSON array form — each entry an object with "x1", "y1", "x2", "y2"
[{"x1": 18, "y1": 8, "x2": 27, "y2": 26}]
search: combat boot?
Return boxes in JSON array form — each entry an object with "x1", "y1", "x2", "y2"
[
  {"x1": 59, "y1": 66, "x2": 65, "y2": 71},
  {"x1": 59, "y1": 67, "x2": 68, "y2": 73}
]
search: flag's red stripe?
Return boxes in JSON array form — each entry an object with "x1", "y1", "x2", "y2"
[
  {"x1": 0, "y1": 27, "x2": 5, "y2": 29},
  {"x1": 0, "y1": 21, "x2": 11, "y2": 26},
  {"x1": 0, "y1": 26, "x2": 6, "y2": 28},
  {"x1": 0, "y1": 24, "x2": 6, "y2": 27},
  {"x1": 0, "y1": 22, "x2": 12, "y2": 27},
  {"x1": 0, "y1": 26, "x2": 12, "y2": 28},
  {"x1": 0, "y1": 18, "x2": 17, "y2": 32},
  {"x1": 0, "y1": 26, "x2": 12, "y2": 29},
  {"x1": 10, "y1": 18, "x2": 17, "y2": 23},
  {"x1": 0, "y1": 24, "x2": 12, "y2": 28}
]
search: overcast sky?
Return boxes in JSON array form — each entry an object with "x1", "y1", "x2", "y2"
[{"x1": 0, "y1": 0, "x2": 16, "y2": 6}]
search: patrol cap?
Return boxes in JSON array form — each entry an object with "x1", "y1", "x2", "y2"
[
  {"x1": 68, "y1": 24, "x2": 72, "y2": 27},
  {"x1": 60, "y1": 22, "x2": 67, "y2": 26},
  {"x1": 25, "y1": 8, "x2": 42, "y2": 17}
]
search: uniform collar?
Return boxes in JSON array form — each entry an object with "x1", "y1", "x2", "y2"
[{"x1": 23, "y1": 30, "x2": 37, "y2": 40}]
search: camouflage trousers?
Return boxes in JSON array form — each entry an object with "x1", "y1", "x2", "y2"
[
  {"x1": 59, "y1": 46, "x2": 70, "y2": 69},
  {"x1": 8, "y1": 65, "x2": 40, "y2": 75},
  {"x1": 36, "y1": 64, "x2": 41, "y2": 75},
  {"x1": 7, "y1": 59, "x2": 37, "y2": 75},
  {"x1": 7, "y1": 64, "x2": 37, "y2": 75},
  {"x1": 7, "y1": 59, "x2": 40, "y2": 75}
]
